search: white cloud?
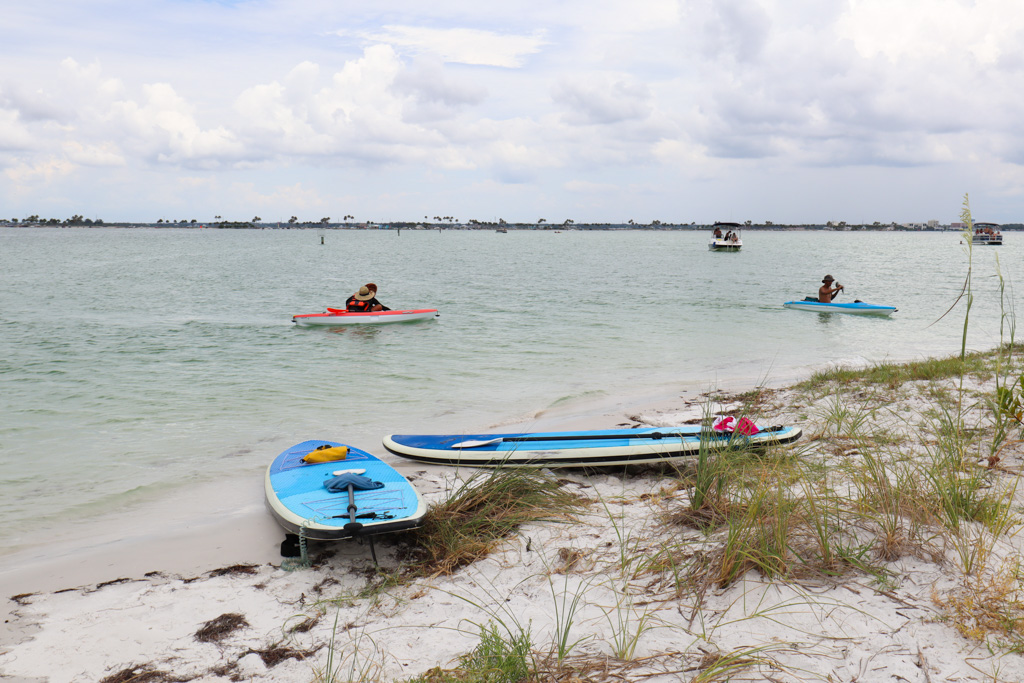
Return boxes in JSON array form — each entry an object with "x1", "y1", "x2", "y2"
[
  {"x1": 392, "y1": 58, "x2": 487, "y2": 122},
  {"x1": 62, "y1": 141, "x2": 124, "y2": 166},
  {"x1": 2, "y1": 0, "x2": 1024, "y2": 221},
  {"x1": 835, "y1": 0, "x2": 1017, "y2": 64},
  {"x1": 552, "y1": 77, "x2": 653, "y2": 125},
  {"x1": 0, "y1": 108, "x2": 33, "y2": 150},
  {"x1": 229, "y1": 181, "x2": 325, "y2": 210},
  {"x1": 233, "y1": 45, "x2": 459, "y2": 165},
  {"x1": 563, "y1": 179, "x2": 620, "y2": 194},
  {"x1": 5, "y1": 157, "x2": 74, "y2": 184},
  {"x1": 357, "y1": 26, "x2": 547, "y2": 67},
  {"x1": 111, "y1": 82, "x2": 242, "y2": 163}
]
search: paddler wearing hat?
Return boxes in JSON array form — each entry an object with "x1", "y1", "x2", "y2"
[
  {"x1": 818, "y1": 274, "x2": 844, "y2": 303},
  {"x1": 345, "y1": 282, "x2": 391, "y2": 312}
]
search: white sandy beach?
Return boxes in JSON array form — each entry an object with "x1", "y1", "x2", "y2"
[{"x1": 4, "y1": 368, "x2": 1024, "y2": 683}]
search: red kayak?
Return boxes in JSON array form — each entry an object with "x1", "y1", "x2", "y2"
[{"x1": 292, "y1": 308, "x2": 439, "y2": 326}]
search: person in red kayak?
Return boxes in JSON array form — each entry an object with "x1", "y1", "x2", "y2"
[
  {"x1": 818, "y1": 274, "x2": 844, "y2": 302},
  {"x1": 346, "y1": 283, "x2": 391, "y2": 312}
]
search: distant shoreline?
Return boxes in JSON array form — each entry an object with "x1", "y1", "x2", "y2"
[{"x1": 4, "y1": 223, "x2": 1018, "y2": 231}]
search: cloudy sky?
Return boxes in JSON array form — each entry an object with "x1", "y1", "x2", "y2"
[{"x1": 2, "y1": 0, "x2": 1023, "y2": 224}]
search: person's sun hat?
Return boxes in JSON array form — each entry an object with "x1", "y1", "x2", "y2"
[
  {"x1": 822, "y1": 274, "x2": 835, "y2": 283},
  {"x1": 353, "y1": 286, "x2": 375, "y2": 301}
]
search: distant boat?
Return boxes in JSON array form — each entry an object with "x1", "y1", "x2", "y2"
[
  {"x1": 971, "y1": 222, "x2": 1003, "y2": 245},
  {"x1": 709, "y1": 222, "x2": 742, "y2": 251},
  {"x1": 496, "y1": 228, "x2": 507, "y2": 233}
]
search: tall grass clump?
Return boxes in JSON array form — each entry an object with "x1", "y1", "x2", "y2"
[
  {"x1": 668, "y1": 440, "x2": 867, "y2": 588},
  {"x1": 920, "y1": 197, "x2": 1017, "y2": 534},
  {"x1": 799, "y1": 474, "x2": 872, "y2": 575},
  {"x1": 846, "y1": 448, "x2": 927, "y2": 562},
  {"x1": 988, "y1": 255, "x2": 1021, "y2": 461},
  {"x1": 932, "y1": 192, "x2": 977, "y2": 368},
  {"x1": 714, "y1": 478, "x2": 796, "y2": 585},
  {"x1": 669, "y1": 404, "x2": 772, "y2": 530},
  {"x1": 689, "y1": 646, "x2": 786, "y2": 682},
  {"x1": 545, "y1": 572, "x2": 593, "y2": 665},
  {"x1": 408, "y1": 468, "x2": 586, "y2": 576},
  {"x1": 405, "y1": 620, "x2": 533, "y2": 683},
  {"x1": 687, "y1": 432, "x2": 730, "y2": 524},
  {"x1": 817, "y1": 391, "x2": 874, "y2": 439},
  {"x1": 312, "y1": 611, "x2": 385, "y2": 683},
  {"x1": 920, "y1": 429, "x2": 1012, "y2": 534},
  {"x1": 601, "y1": 587, "x2": 656, "y2": 661}
]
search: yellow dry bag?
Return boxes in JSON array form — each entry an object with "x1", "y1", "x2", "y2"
[{"x1": 302, "y1": 445, "x2": 348, "y2": 463}]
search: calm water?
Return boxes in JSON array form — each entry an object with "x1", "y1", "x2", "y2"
[{"x1": 0, "y1": 227, "x2": 1017, "y2": 565}]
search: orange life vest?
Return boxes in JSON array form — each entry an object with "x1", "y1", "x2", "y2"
[{"x1": 346, "y1": 296, "x2": 373, "y2": 312}]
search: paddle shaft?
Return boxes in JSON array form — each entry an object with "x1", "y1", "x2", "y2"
[
  {"x1": 345, "y1": 484, "x2": 363, "y2": 532},
  {"x1": 461, "y1": 425, "x2": 784, "y2": 446}
]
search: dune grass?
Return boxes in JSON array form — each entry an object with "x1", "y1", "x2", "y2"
[
  {"x1": 387, "y1": 333, "x2": 1024, "y2": 680},
  {"x1": 795, "y1": 353, "x2": 996, "y2": 392},
  {"x1": 406, "y1": 621, "x2": 533, "y2": 683},
  {"x1": 311, "y1": 345, "x2": 1024, "y2": 683},
  {"x1": 407, "y1": 468, "x2": 587, "y2": 577},
  {"x1": 649, "y1": 354, "x2": 1020, "y2": 600}
]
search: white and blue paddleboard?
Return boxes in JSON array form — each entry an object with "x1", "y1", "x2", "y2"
[
  {"x1": 264, "y1": 440, "x2": 427, "y2": 540},
  {"x1": 783, "y1": 300, "x2": 897, "y2": 316},
  {"x1": 382, "y1": 424, "x2": 802, "y2": 468}
]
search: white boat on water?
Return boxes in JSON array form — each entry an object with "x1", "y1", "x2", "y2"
[
  {"x1": 709, "y1": 222, "x2": 742, "y2": 251},
  {"x1": 971, "y1": 222, "x2": 1003, "y2": 245}
]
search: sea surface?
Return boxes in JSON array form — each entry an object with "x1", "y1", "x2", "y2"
[{"x1": 0, "y1": 227, "x2": 1018, "y2": 570}]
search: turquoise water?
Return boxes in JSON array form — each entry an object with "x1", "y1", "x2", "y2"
[{"x1": 0, "y1": 227, "x2": 1016, "y2": 562}]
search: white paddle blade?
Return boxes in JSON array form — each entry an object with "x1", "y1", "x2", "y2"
[{"x1": 450, "y1": 438, "x2": 503, "y2": 448}]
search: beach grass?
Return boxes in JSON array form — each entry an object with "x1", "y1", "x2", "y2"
[
  {"x1": 795, "y1": 348, "x2": 1018, "y2": 394},
  {"x1": 275, "y1": 337, "x2": 1024, "y2": 682},
  {"x1": 400, "y1": 341, "x2": 1024, "y2": 678},
  {"x1": 407, "y1": 467, "x2": 587, "y2": 577},
  {"x1": 405, "y1": 621, "x2": 533, "y2": 683}
]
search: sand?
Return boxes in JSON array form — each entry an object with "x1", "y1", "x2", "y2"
[{"x1": 4, "y1": 372, "x2": 1024, "y2": 683}]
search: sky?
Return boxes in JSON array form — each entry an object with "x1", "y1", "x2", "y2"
[{"x1": 2, "y1": 0, "x2": 1024, "y2": 225}]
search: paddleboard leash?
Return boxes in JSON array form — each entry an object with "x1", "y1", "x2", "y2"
[{"x1": 281, "y1": 519, "x2": 313, "y2": 571}]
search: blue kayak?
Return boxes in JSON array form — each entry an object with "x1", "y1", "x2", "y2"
[
  {"x1": 382, "y1": 424, "x2": 802, "y2": 468},
  {"x1": 783, "y1": 300, "x2": 896, "y2": 316},
  {"x1": 264, "y1": 440, "x2": 426, "y2": 540}
]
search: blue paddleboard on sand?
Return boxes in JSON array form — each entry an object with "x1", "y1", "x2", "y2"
[
  {"x1": 264, "y1": 440, "x2": 427, "y2": 540},
  {"x1": 383, "y1": 424, "x2": 802, "y2": 468}
]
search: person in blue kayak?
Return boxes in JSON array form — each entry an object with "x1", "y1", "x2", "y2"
[
  {"x1": 346, "y1": 283, "x2": 391, "y2": 312},
  {"x1": 818, "y1": 274, "x2": 844, "y2": 302}
]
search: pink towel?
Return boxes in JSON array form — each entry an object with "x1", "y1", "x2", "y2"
[{"x1": 712, "y1": 416, "x2": 760, "y2": 435}]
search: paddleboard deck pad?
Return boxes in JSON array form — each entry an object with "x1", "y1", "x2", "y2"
[
  {"x1": 265, "y1": 440, "x2": 426, "y2": 539},
  {"x1": 292, "y1": 309, "x2": 438, "y2": 325},
  {"x1": 382, "y1": 424, "x2": 802, "y2": 468}
]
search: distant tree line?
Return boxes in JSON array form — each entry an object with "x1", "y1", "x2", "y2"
[
  {"x1": 7, "y1": 214, "x2": 106, "y2": 225},
  {"x1": 4, "y1": 214, "x2": 1022, "y2": 231}
]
